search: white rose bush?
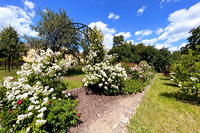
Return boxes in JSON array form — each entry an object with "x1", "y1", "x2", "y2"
[
  {"x1": 83, "y1": 55, "x2": 127, "y2": 95},
  {"x1": 82, "y1": 46, "x2": 128, "y2": 95},
  {"x1": 0, "y1": 49, "x2": 81, "y2": 133}
]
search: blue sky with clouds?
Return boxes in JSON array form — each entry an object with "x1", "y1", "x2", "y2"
[{"x1": 0, "y1": 0, "x2": 200, "y2": 51}]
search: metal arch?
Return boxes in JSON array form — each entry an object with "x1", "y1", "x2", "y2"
[{"x1": 45, "y1": 22, "x2": 96, "y2": 52}]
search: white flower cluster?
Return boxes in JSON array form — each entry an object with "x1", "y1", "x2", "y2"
[
  {"x1": 1, "y1": 49, "x2": 73, "y2": 131},
  {"x1": 83, "y1": 52, "x2": 127, "y2": 94}
]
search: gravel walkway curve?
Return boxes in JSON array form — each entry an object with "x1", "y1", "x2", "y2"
[{"x1": 68, "y1": 79, "x2": 155, "y2": 133}]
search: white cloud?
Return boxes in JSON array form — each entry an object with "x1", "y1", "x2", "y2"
[
  {"x1": 160, "y1": 0, "x2": 181, "y2": 6},
  {"x1": 179, "y1": 42, "x2": 187, "y2": 49},
  {"x1": 158, "y1": 2, "x2": 200, "y2": 42},
  {"x1": 135, "y1": 29, "x2": 152, "y2": 36},
  {"x1": 127, "y1": 40, "x2": 134, "y2": 44},
  {"x1": 156, "y1": 28, "x2": 164, "y2": 35},
  {"x1": 0, "y1": 4, "x2": 38, "y2": 37},
  {"x1": 137, "y1": 6, "x2": 147, "y2": 16},
  {"x1": 115, "y1": 32, "x2": 132, "y2": 39},
  {"x1": 135, "y1": 29, "x2": 152, "y2": 40},
  {"x1": 89, "y1": 21, "x2": 134, "y2": 48},
  {"x1": 155, "y1": 43, "x2": 170, "y2": 49},
  {"x1": 141, "y1": 2, "x2": 200, "y2": 51},
  {"x1": 141, "y1": 38, "x2": 157, "y2": 44},
  {"x1": 24, "y1": 0, "x2": 35, "y2": 9},
  {"x1": 89, "y1": 21, "x2": 116, "y2": 49},
  {"x1": 108, "y1": 12, "x2": 120, "y2": 20},
  {"x1": 168, "y1": 46, "x2": 178, "y2": 51}
]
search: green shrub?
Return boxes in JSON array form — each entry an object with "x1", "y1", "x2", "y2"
[
  {"x1": 65, "y1": 65, "x2": 84, "y2": 76},
  {"x1": 46, "y1": 99, "x2": 79, "y2": 133},
  {"x1": 0, "y1": 49, "x2": 80, "y2": 132},
  {"x1": 170, "y1": 50, "x2": 200, "y2": 98},
  {"x1": 122, "y1": 79, "x2": 145, "y2": 94}
]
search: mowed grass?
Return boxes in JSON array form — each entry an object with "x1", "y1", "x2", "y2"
[
  {"x1": 0, "y1": 70, "x2": 17, "y2": 82},
  {"x1": 0, "y1": 70, "x2": 84, "y2": 90},
  {"x1": 63, "y1": 74, "x2": 84, "y2": 90},
  {"x1": 128, "y1": 74, "x2": 200, "y2": 133}
]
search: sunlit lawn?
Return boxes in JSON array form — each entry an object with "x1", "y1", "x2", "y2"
[
  {"x1": 128, "y1": 74, "x2": 200, "y2": 133},
  {"x1": 63, "y1": 74, "x2": 84, "y2": 90},
  {"x1": 0, "y1": 70, "x2": 84, "y2": 90},
  {"x1": 0, "y1": 70, "x2": 17, "y2": 82}
]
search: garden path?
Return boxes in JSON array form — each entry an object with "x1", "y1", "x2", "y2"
[{"x1": 69, "y1": 79, "x2": 154, "y2": 133}]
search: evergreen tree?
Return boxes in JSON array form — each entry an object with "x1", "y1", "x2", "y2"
[{"x1": 0, "y1": 26, "x2": 25, "y2": 71}]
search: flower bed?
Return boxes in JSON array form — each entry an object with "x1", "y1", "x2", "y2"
[
  {"x1": 83, "y1": 46, "x2": 155, "y2": 95},
  {"x1": 0, "y1": 49, "x2": 80, "y2": 133}
]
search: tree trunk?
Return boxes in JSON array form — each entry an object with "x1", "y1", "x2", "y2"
[
  {"x1": 11, "y1": 57, "x2": 14, "y2": 70},
  {"x1": 8, "y1": 56, "x2": 11, "y2": 72},
  {"x1": 4, "y1": 59, "x2": 6, "y2": 71}
]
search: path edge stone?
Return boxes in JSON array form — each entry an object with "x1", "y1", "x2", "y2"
[{"x1": 111, "y1": 76, "x2": 156, "y2": 133}]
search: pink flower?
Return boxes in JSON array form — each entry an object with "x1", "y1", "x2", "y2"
[
  {"x1": 17, "y1": 99, "x2": 23, "y2": 105},
  {"x1": 77, "y1": 113, "x2": 81, "y2": 117}
]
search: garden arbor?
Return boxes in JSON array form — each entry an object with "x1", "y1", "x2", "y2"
[{"x1": 45, "y1": 22, "x2": 97, "y2": 61}]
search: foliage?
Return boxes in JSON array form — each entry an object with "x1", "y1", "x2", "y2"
[
  {"x1": 0, "y1": 26, "x2": 27, "y2": 71},
  {"x1": 81, "y1": 27, "x2": 104, "y2": 62},
  {"x1": 85, "y1": 27, "x2": 105, "y2": 65},
  {"x1": 113, "y1": 35, "x2": 125, "y2": 47},
  {"x1": 46, "y1": 99, "x2": 80, "y2": 133},
  {"x1": 181, "y1": 25, "x2": 200, "y2": 54},
  {"x1": 33, "y1": 8, "x2": 80, "y2": 54},
  {"x1": 122, "y1": 79, "x2": 145, "y2": 94},
  {"x1": 126, "y1": 61, "x2": 155, "y2": 83},
  {"x1": 0, "y1": 49, "x2": 79, "y2": 132},
  {"x1": 109, "y1": 42, "x2": 138, "y2": 63},
  {"x1": 23, "y1": 36, "x2": 44, "y2": 50},
  {"x1": 65, "y1": 65, "x2": 84, "y2": 76},
  {"x1": 170, "y1": 50, "x2": 200, "y2": 98},
  {"x1": 171, "y1": 26, "x2": 200, "y2": 99},
  {"x1": 109, "y1": 41, "x2": 172, "y2": 72},
  {"x1": 121, "y1": 61, "x2": 155, "y2": 94}
]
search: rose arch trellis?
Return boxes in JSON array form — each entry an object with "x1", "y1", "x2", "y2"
[{"x1": 45, "y1": 23, "x2": 96, "y2": 56}]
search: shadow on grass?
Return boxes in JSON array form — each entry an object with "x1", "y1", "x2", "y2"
[
  {"x1": 160, "y1": 92, "x2": 200, "y2": 106},
  {"x1": 160, "y1": 78, "x2": 170, "y2": 81},
  {"x1": 163, "y1": 83, "x2": 178, "y2": 87}
]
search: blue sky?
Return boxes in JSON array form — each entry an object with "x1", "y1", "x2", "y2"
[{"x1": 0, "y1": 0, "x2": 200, "y2": 51}]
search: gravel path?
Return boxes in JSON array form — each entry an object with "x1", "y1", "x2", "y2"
[{"x1": 68, "y1": 80, "x2": 154, "y2": 133}]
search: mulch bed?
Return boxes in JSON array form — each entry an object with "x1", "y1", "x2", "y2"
[{"x1": 66, "y1": 87, "x2": 130, "y2": 133}]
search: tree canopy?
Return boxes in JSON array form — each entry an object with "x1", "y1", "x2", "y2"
[{"x1": 0, "y1": 26, "x2": 26, "y2": 71}]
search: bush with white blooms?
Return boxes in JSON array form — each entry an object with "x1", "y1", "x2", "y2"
[
  {"x1": 83, "y1": 49, "x2": 127, "y2": 95},
  {"x1": 0, "y1": 48, "x2": 81, "y2": 133}
]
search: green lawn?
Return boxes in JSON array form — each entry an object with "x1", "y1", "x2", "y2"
[
  {"x1": 128, "y1": 74, "x2": 200, "y2": 133},
  {"x1": 0, "y1": 70, "x2": 17, "y2": 82},
  {"x1": 63, "y1": 74, "x2": 84, "y2": 90},
  {"x1": 0, "y1": 70, "x2": 84, "y2": 90}
]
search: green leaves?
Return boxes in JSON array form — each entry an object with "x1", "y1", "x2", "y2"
[{"x1": 46, "y1": 99, "x2": 79, "y2": 132}]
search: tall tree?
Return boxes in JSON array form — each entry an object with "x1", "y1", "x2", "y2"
[
  {"x1": 33, "y1": 8, "x2": 79, "y2": 53},
  {"x1": 181, "y1": 25, "x2": 200, "y2": 54},
  {"x1": 113, "y1": 35, "x2": 125, "y2": 47},
  {"x1": 0, "y1": 26, "x2": 25, "y2": 71}
]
